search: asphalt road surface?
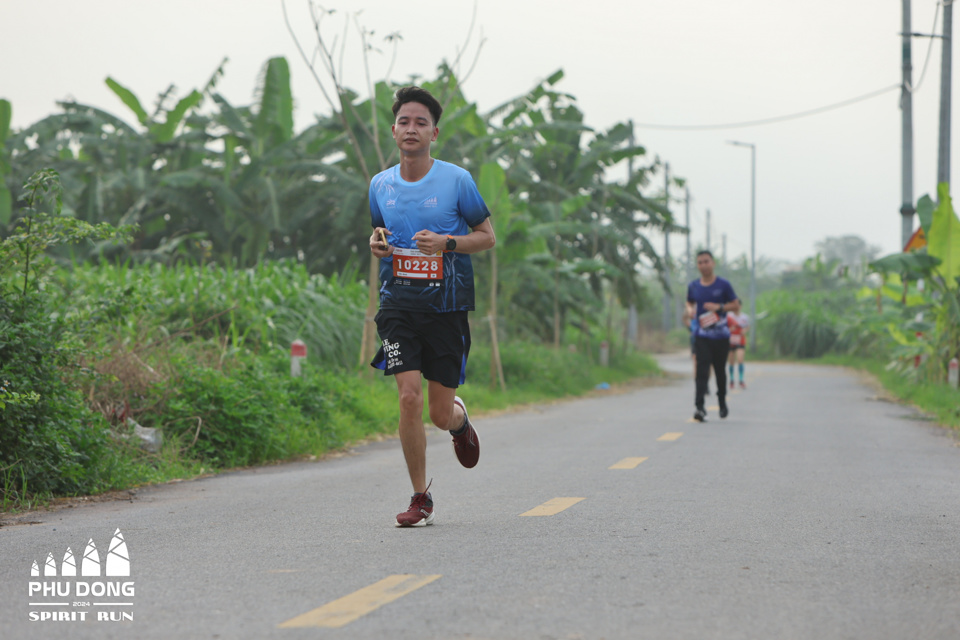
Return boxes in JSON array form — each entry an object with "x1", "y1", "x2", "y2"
[{"x1": 2, "y1": 353, "x2": 959, "y2": 640}]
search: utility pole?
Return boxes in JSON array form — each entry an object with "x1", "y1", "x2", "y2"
[
  {"x1": 938, "y1": 0, "x2": 954, "y2": 191},
  {"x1": 748, "y1": 148, "x2": 757, "y2": 350},
  {"x1": 902, "y1": 0, "x2": 915, "y2": 247},
  {"x1": 662, "y1": 163, "x2": 672, "y2": 333},
  {"x1": 722, "y1": 233, "x2": 727, "y2": 265},
  {"x1": 728, "y1": 140, "x2": 757, "y2": 350},
  {"x1": 626, "y1": 121, "x2": 638, "y2": 346},
  {"x1": 685, "y1": 186, "x2": 692, "y2": 283},
  {"x1": 706, "y1": 209, "x2": 712, "y2": 254}
]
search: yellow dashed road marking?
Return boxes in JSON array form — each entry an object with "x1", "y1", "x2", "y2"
[
  {"x1": 278, "y1": 574, "x2": 441, "y2": 629},
  {"x1": 609, "y1": 457, "x2": 649, "y2": 469},
  {"x1": 520, "y1": 497, "x2": 586, "y2": 517},
  {"x1": 657, "y1": 432, "x2": 684, "y2": 441}
]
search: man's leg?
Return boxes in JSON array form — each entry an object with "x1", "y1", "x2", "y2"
[
  {"x1": 426, "y1": 380, "x2": 464, "y2": 431},
  {"x1": 395, "y1": 370, "x2": 428, "y2": 494},
  {"x1": 737, "y1": 347, "x2": 746, "y2": 384},
  {"x1": 713, "y1": 339, "x2": 731, "y2": 417},
  {"x1": 728, "y1": 348, "x2": 735, "y2": 389},
  {"x1": 427, "y1": 379, "x2": 479, "y2": 468},
  {"x1": 694, "y1": 337, "x2": 710, "y2": 412}
]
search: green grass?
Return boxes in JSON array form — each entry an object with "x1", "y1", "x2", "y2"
[
  {"x1": 463, "y1": 343, "x2": 661, "y2": 413},
  {"x1": 816, "y1": 354, "x2": 960, "y2": 430}
]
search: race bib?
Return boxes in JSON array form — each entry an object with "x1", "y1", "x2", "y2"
[
  {"x1": 392, "y1": 246, "x2": 443, "y2": 282},
  {"x1": 730, "y1": 334, "x2": 744, "y2": 346},
  {"x1": 699, "y1": 311, "x2": 719, "y2": 328}
]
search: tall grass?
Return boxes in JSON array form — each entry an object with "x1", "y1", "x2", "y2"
[
  {"x1": 755, "y1": 289, "x2": 854, "y2": 358},
  {"x1": 53, "y1": 260, "x2": 366, "y2": 370}
]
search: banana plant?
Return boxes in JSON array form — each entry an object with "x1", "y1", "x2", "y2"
[
  {"x1": 482, "y1": 71, "x2": 669, "y2": 345},
  {"x1": 867, "y1": 184, "x2": 960, "y2": 381}
]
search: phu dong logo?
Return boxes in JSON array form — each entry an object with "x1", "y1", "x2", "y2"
[{"x1": 27, "y1": 528, "x2": 135, "y2": 623}]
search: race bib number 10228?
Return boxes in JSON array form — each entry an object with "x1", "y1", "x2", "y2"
[{"x1": 392, "y1": 246, "x2": 443, "y2": 282}]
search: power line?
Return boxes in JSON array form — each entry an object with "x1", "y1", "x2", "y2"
[
  {"x1": 633, "y1": 84, "x2": 901, "y2": 131},
  {"x1": 906, "y1": 0, "x2": 943, "y2": 95}
]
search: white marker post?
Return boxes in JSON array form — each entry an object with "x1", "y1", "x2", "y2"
[
  {"x1": 949, "y1": 357, "x2": 959, "y2": 388},
  {"x1": 291, "y1": 340, "x2": 307, "y2": 377}
]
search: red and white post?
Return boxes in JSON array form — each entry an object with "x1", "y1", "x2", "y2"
[{"x1": 290, "y1": 339, "x2": 307, "y2": 377}]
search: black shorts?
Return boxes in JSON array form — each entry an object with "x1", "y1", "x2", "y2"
[{"x1": 371, "y1": 309, "x2": 471, "y2": 388}]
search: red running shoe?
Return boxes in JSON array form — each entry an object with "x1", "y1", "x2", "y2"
[
  {"x1": 451, "y1": 396, "x2": 480, "y2": 468},
  {"x1": 396, "y1": 481, "x2": 434, "y2": 527},
  {"x1": 739, "y1": 381, "x2": 746, "y2": 389}
]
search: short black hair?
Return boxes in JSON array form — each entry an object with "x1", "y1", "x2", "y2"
[
  {"x1": 696, "y1": 250, "x2": 714, "y2": 260},
  {"x1": 392, "y1": 86, "x2": 443, "y2": 125}
]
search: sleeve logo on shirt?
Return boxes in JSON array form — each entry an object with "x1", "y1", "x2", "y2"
[{"x1": 422, "y1": 196, "x2": 438, "y2": 208}]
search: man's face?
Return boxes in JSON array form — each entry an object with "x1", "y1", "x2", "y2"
[
  {"x1": 392, "y1": 102, "x2": 438, "y2": 154},
  {"x1": 696, "y1": 253, "x2": 715, "y2": 277}
]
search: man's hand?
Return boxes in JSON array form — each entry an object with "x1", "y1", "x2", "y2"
[
  {"x1": 413, "y1": 229, "x2": 445, "y2": 255},
  {"x1": 703, "y1": 302, "x2": 721, "y2": 312},
  {"x1": 370, "y1": 227, "x2": 394, "y2": 258}
]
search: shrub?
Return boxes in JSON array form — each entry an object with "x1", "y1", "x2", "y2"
[
  {"x1": 0, "y1": 169, "x2": 133, "y2": 502},
  {"x1": 142, "y1": 348, "x2": 398, "y2": 469}
]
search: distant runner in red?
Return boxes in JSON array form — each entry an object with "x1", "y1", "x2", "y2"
[
  {"x1": 368, "y1": 86, "x2": 496, "y2": 527},
  {"x1": 727, "y1": 311, "x2": 750, "y2": 389}
]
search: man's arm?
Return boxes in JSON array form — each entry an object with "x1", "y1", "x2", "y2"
[
  {"x1": 704, "y1": 281, "x2": 740, "y2": 313},
  {"x1": 704, "y1": 298, "x2": 740, "y2": 313},
  {"x1": 412, "y1": 218, "x2": 496, "y2": 255}
]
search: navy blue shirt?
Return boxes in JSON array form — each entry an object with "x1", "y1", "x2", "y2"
[{"x1": 687, "y1": 277, "x2": 738, "y2": 340}]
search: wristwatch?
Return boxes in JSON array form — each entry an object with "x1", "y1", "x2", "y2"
[{"x1": 445, "y1": 236, "x2": 457, "y2": 252}]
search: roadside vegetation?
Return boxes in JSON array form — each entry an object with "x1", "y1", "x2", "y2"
[
  {"x1": 744, "y1": 194, "x2": 960, "y2": 430},
  {"x1": 0, "y1": 13, "x2": 666, "y2": 512}
]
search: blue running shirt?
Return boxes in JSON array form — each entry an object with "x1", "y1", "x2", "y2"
[
  {"x1": 369, "y1": 160, "x2": 491, "y2": 313},
  {"x1": 687, "y1": 277, "x2": 738, "y2": 340}
]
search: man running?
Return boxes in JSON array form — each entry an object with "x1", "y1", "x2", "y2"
[
  {"x1": 727, "y1": 310, "x2": 750, "y2": 389},
  {"x1": 686, "y1": 250, "x2": 740, "y2": 422},
  {"x1": 368, "y1": 86, "x2": 496, "y2": 527}
]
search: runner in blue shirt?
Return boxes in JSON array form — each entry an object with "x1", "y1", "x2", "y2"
[
  {"x1": 686, "y1": 250, "x2": 740, "y2": 422},
  {"x1": 368, "y1": 86, "x2": 496, "y2": 527}
]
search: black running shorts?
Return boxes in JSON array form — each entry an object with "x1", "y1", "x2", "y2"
[{"x1": 371, "y1": 309, "x2": 471, "y2": 388}]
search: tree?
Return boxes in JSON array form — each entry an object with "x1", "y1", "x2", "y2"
[
  {"x1": 814, "y1": 234, "x2": 881, "y2": 280},
  {"x1": 484, "y1": 71, "x2": 670, "y2": 345}
]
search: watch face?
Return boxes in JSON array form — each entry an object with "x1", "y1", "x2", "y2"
[{"x1": 446, "y1": 237, "x2": 456, "y2": 251}]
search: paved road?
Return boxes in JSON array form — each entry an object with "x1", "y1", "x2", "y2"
[{"x1": 2, "y1": 354, "x2": 960, "y2": 640}]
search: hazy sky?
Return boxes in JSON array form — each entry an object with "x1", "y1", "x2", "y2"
[{"x1": 2, "y1": 0, "x2": 951, "y2": 264}]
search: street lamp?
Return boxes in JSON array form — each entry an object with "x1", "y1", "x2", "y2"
[{"x1": 727, "y1": 141, "x2": 757, "y2": 350}]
